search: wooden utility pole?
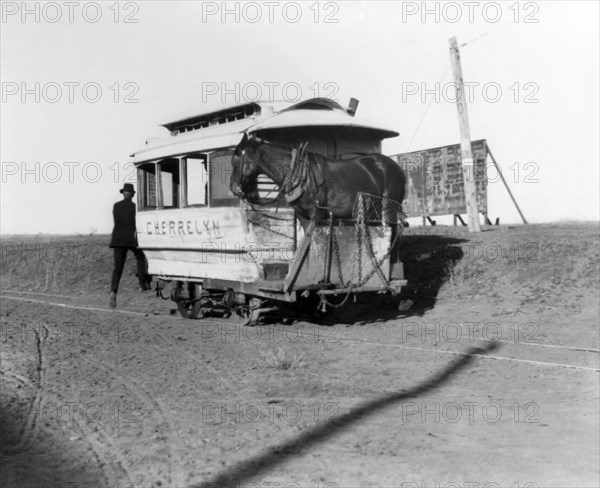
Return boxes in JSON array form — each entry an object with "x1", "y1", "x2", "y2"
[{"x1": 449, "y1": 36, "x2": 481, "y2": 232}]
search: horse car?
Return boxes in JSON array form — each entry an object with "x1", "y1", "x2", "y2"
[{"x1": 131, "y1": 97, "x2": 407, "y2": 323}]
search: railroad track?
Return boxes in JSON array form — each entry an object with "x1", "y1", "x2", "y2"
[{"x1": 1, "y1": 290, "x2": 598, "y2": 373}]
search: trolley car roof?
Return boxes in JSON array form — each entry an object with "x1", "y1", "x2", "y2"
[{"x1": 131, "y1": 98, "x2": 399, "y2": 164}]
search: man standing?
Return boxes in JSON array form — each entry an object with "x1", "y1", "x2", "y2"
[{"x1": 109, "y1": 183, "x2": 150, "y2": 308}]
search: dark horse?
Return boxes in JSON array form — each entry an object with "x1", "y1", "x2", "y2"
[{"x1": 230, "y1": 134, "x2": 406, "y2": 226}]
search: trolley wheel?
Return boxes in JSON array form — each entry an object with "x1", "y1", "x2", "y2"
[
  {"x1": 177, "y1": 299, "x2": 204, "y2": 319},
  {"x1": 243, "y1": 308, "x2": 261, "y2": 327},
  {"x1": 176, "y1": 283, "x2": 204, "y2": 319}
]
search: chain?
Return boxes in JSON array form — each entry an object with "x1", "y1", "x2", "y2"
[
  {"x1": 356, "y1": 192, "x2": 364, "y2": 284},
  {"x1": 357, "y1": 225, "x2": 402, "y2": 287},
  {"x1": 317, "y1": 228, "x2": 350, "y2": 310},
  {"x1": 318, "y1": 193, "x2": 405, "y2": 310},
  {"x1": 318, "y1": 227, "x2": 402, "y2": 309},
  {"x1": 362, "y1": 222, "x2": 390, "y2": 285}
]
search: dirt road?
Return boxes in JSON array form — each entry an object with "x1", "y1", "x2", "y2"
[{"x1": 1, "y1": 223, "x2": 599, "y2": 487}]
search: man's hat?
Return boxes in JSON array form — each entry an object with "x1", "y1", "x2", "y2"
[{"x1": 120, "y1": 183, "x2": 135, "y2": 194}]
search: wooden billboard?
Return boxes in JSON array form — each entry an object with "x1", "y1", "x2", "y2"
[{"x1": 390, "y1": 139, "x2": 488, "y2": 219}]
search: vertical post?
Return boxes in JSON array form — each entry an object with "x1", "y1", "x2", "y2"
[
  {"x1": 449, "y1": 36, "x2": 481, "y2": 232},
  {"x1": 292, "y1": 212, "x2": 298, "y2": 252},
  {"x1": 325, "y1": 211, "x2": 334, "y2": 284},
  {"x1": 179, "y1": 156, "x2": 187, "y2": 208}
]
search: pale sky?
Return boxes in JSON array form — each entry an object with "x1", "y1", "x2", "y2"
[{"x1": 1, "y1": 0, "x2": 598, "y2": 234}]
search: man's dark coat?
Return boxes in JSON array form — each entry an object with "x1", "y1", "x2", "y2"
[{"x1": 110, "y1": 199, "x2": 138, "y2": 248}]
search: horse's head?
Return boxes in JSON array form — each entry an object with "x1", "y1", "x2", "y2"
[{"x1": 230, "y1": 133, "x2": 263, "y2": 202}]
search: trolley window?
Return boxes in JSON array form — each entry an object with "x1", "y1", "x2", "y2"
[
  {"x1": 184, "y1": 154, "x2": 208, "y2": 206},
  {"x1": 209, "y1": 149, "x2": 237, "y2": 207},
  {"x1": 137, "y1": 163, "x2": 157, "y2": 211},
  {"x1": 158, "y1": 158, "x2": 180, "y2": 208}
]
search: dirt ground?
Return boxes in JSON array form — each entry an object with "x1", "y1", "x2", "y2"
[{"x1": 1, "y1": 222, "x2": 599, "y2": 488}]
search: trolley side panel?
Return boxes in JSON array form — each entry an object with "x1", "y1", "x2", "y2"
[
  {"x1": 143, "y1": 249, "x2": 261, "y2": 283},
  {"x1": 137, "y1": 207, "x2": 263, "y2": 283}
]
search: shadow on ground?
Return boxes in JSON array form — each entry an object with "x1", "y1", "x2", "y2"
[
  {"x1": 0, "y1": 405, "x2": 107, "y2": 486},
  {"x1": 392, "y1": 234, "x2": 467, "y2": 313},
  {"x1": 193, "y1": 341, "x2": 500, "y2": 488}
]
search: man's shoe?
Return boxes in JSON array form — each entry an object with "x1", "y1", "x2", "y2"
[{"x1": 109, "y1": 292, "x2": 117, "y2": 308}]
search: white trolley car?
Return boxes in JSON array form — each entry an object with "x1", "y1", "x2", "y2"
[{"x1": 131, "y1": 98, "x2": 406, "y2": 322}]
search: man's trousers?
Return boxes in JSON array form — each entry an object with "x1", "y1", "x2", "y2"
[{"x1": 111, "y1": 247, "x2": 148, "y2": 293}]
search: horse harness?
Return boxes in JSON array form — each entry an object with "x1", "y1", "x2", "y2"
[
  {"x1": 239, "y1": 136, "x2": 324, "y2": 206},
  {"x1": 281, "y1": 142, "x2": 324, "y2": 204}
]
